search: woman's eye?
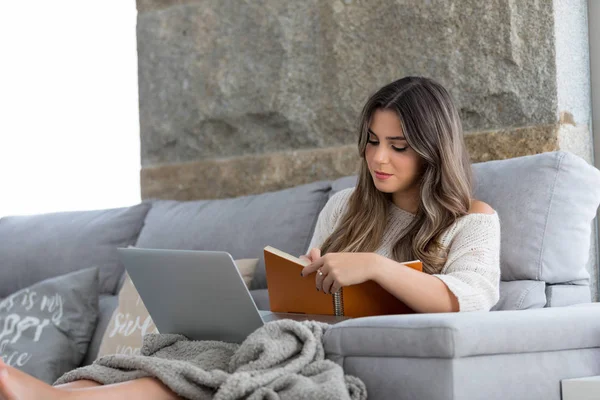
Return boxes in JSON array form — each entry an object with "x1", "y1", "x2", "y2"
[{"x1": 367, "y1": 138, "x2": 407, "y2": 152}]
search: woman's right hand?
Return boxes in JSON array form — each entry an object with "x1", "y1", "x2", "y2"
[{"x1": 299, "y1": 247, "x2": 321, "y2": 265}]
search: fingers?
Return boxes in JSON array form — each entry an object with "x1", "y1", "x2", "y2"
[
  {"x1": 301, "y1": 256, "x2": 324, "y2": 277},
  {"x1": 299, "y1": 248, "x2": 321, "y2": 266},
  {"x1": 299, "y1": 250, "x2": 340, "y2": 294},
  {"x1": 315, "y1": 268, "x2": 326, "y2": 291},
  {"x1": 322, "y1": 273, "x2": 336, "y2": 294},
  {"x1": 309, "y1": 247, "x2": 321, "y2": 261},
  {"x1": 330, "y1": 280, "x2": 341, "y2": 294}
]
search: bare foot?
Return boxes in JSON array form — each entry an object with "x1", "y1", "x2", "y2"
[{"x1": 0, "y1": 359, "x2": 68, "y2": 400}]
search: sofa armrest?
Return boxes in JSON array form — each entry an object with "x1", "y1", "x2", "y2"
[{"x1": 323, "y1": 304, "x2": 600, "y2": 359}]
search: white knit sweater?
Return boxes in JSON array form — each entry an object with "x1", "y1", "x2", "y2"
[{"x1": 306, "y1": 188, "x2": 501, "y2": 312}]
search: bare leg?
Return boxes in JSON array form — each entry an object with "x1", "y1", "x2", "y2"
[
  {"x1": 54, "y1": 380, "x2": 101, "y2": 390},
  {"x1": 0, "y1": 359, "x2": 182, "y2": 400},
  {"x1": 0, "y1": 360, "x2": 64, "y2": 400},
  {"x1": 61, "y1": 379, "x2": 182, "y2": 400}
]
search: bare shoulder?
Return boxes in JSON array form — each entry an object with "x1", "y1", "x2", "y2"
[{"x1": 468, "y1": 199, "x2": 495, "y2": 215}]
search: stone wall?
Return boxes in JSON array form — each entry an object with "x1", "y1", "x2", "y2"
[
  {"x1": 137, "y1": 0, "x2": 560, "y2": 167},
  {"x1": 135, "y1": 0, "x2": 596, "y2": 299}
]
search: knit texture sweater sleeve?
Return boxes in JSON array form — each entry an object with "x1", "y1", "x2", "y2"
[
  {"x1": 305, "y1": 188, "x2": 354, "y2": 254},
  {"x1": 433, "y1": 213, "x2": 501, "y2": 312}
]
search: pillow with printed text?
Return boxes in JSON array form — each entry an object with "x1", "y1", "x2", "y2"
[{"x1": 0, "y1": 267, "x2": 99, "y2": 383}]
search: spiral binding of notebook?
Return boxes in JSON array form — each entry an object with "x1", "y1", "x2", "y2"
[{"x1": 332, "y1": 289, "x2": 344, "y2": 316}]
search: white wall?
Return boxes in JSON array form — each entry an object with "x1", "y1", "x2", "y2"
[
  {"x1": 555, "y1": 0, "x2": 592, "y2": 127},
  {"x1": 554, "y1": 0, "x2": 597, "y2": 301},
  {"x1": 590, "y1": 0, "x2": 600, "y2": 299},
  {"x1": 591, "y1": 1, "x2": 600, "y2": 157},
  {"x1": 0, "y1": 1, "x2": 140, "y2": 218}
]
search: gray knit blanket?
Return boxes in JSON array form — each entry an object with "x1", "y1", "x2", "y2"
[{"x1": 55, "y1": 319, "x2": 367, "y2": 400}]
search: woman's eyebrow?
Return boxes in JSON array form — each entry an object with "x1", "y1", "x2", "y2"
[{"x1": 368, "y1": 128, "x2": 406, "y2": 141}]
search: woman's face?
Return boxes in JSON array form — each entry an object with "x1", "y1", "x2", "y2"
[{"x1": 365, "y1": 109, "x2": 423, "y2": 196}]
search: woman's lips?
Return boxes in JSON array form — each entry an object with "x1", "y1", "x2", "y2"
[{"x1": 374, "y1": 171, "x2": 393, "y2": 180}]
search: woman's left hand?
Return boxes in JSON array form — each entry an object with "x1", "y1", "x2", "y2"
[{"x1": 300, "y1": 252, "x2": 382, "y2": 294}]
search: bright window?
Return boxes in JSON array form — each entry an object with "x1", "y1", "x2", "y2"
[{"x1": 0, "y1": 1, "x2": 140, "y2": 218}]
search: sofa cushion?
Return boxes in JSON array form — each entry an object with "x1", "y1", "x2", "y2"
[
  {"x1": 0, "y1": 203, "x2": 151, "y2": 297},
  {"x1": 251, "y1": 289, "x2": 270, "y2": 311},
  {"x1": 545, "y1": 284, "x2": 592, "y2": 307},
  {"x1": 330, "y1": 175, "x2": 357, "y2": 198},
  {"x1": 0, "y1": 268, "x2": 99, "y2": 383},
  {"x1": 323, "y1": 305, "x2": 600, "y2": 359},
  {"x1": 491, "y1": 281, "x2": 547, "y2": 310},
  {"x1": 135, "y1": 181, "x2": 331, "y2": 290},
  {"x1": 472, "y1": 151, "x2": 600, "y2": 285},
  {"x1": 338, "y1": 347, "x2": 597, "y2": 400}
]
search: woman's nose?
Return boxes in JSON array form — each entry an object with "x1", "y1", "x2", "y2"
[{"x1": 373, "y1": 146, "x2": 390, "y2": 164}]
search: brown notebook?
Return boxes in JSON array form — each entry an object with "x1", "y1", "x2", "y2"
[{"x1": 264, "y1": 246, "x2": 423, "y2": 318}]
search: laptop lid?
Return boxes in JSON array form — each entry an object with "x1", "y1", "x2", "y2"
[{"x1": 116, "y1": 247, "x2": 265, "y2": 344}]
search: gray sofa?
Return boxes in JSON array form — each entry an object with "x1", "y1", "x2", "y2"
[{"x1": 2, "y1": 150, "x2": 600, "y2": 400}]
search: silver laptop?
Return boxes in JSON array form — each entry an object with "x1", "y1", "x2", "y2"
[{"x1": 117, "y1": 247, "x2": 346, "y2": 344}]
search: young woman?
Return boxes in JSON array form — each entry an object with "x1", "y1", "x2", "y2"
[
  {"x1": 0, "y1": 76, "x2": 500, "y2": 400},
  {"x1": 299, "y1": 76, "x2": 500, "y2": 313}
]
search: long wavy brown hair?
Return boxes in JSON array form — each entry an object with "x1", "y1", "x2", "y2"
[{"x1": 319, "y1": 77, "x2": 473, "y2": 274}]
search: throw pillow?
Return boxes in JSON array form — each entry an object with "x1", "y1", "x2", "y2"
[
  {"x1": 97, "y1": 258, "x2": 259, "y2": 358},
  {"x1": 0, "y1": 267, "x2": 99, "y2": 383}
]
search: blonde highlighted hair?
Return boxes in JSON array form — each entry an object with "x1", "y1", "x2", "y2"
[{"x1": 319, "y1": 77, "x2": 473, "y2": 274}]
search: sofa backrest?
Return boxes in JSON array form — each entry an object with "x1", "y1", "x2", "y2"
[
  {"x1": 327, "y1": 151, "x2": 600, "y2": 309},
  {"x1": 0, "y1": 203, "x2": 151, "y2": 297},
  {"x1": 134, "y1": 180, "x2": 331, "y2": 290}
]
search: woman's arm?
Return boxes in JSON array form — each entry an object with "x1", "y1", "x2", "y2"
[
  {"x1": 371, "y1": 257, "x2": 460, "y2": 313},
  {"x1": 372, "y1": 212, "x2": 501, "y2": 313}
]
